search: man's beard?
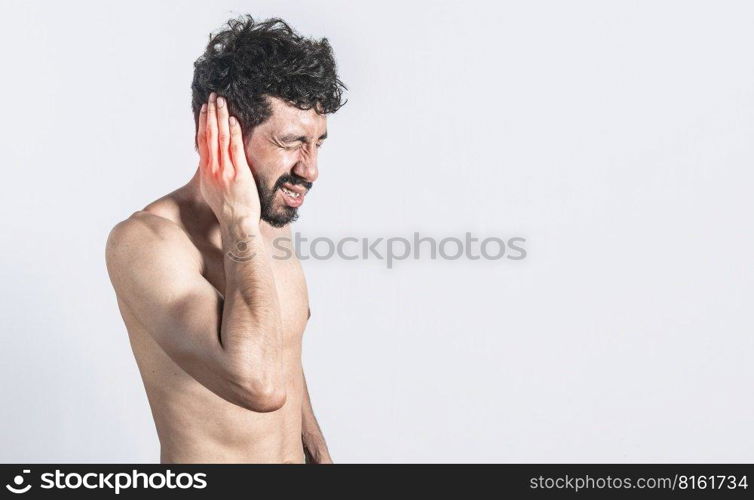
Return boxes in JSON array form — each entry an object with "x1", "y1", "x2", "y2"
[{"x1": 257, "y1": 173, "x2": 312, "y2": 228}]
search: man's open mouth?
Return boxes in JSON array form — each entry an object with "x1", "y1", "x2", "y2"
[{"x1": 280, "y1": 184, "x2": 307, "y2": 208}]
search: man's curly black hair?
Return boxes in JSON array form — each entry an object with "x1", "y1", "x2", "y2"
[{"x1": 191, "y1": 15, "x2": 346, "y2": 145}]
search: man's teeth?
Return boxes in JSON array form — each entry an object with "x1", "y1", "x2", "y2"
[{"x1": 282, "y1": 187, "x2": 301, "y2": 198}]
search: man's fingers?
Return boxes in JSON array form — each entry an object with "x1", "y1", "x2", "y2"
[
  {"x1": 206, "y1": 92, "x2": 219, "y2": 176},
  {"x1": 197, "y1": 103, "x2": 208, "y2": 170},
  {"x1": 228, "y1": 116, "x2": 250, "y2": 179},
  {"x1": 216, "y1": 96, "x2": 233, "y2": 179}
]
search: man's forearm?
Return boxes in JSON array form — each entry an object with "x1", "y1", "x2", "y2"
[
  {"x1": 302, "y1": 416, "x2": 330, "y2": 463},
  {"x1": 219, "y1": 217, "x2": 285, "y2": 400},
  {"x1": 302, "y1": 372, "x2": 332, "y2": 463}
]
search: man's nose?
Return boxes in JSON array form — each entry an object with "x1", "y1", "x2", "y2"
[{"x1": 293, "y1": 147, "x2": 319, "y2": 183}]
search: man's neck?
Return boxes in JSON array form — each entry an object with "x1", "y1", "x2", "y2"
[{"x1": 181, "y1": 167, "x2": 288, "y2": 244}]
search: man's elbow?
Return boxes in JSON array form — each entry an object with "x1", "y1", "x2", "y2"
[{"x1": 235, "y1": 378, "x2": 287, "y2": 413}]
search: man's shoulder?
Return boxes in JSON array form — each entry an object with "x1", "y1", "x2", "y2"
[
  {"x1": 106, "y1": 210, "x2": 200, "y2": 275},
  {"x1": 108, "y1": 210, "x2": 187, "y2": 248}
]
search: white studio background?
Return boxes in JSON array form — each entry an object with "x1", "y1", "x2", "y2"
[{"x1": 0, "y1": 0, "x2": 752, "y2": 463}]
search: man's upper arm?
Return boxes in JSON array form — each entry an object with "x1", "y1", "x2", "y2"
[{"x1": 105, "y1": 213, "x2": 244, "y2": 402}]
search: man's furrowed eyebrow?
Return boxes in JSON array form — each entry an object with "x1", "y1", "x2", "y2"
[{"x1": 279, "y1": 131, "x2": 328, "y2": 143}]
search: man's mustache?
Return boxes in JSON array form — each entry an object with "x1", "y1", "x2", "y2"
[{"x1": 273, "y1": 174, "x2": 313, "y2": 191}]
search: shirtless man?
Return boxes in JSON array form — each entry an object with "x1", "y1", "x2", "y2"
[{"x1": 105, "y1": 17, "x2": 346, "y2": 463}]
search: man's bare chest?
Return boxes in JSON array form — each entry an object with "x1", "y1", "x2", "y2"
[{"x1": 198, "y1": 241, "x2": 311, "y2": 344}]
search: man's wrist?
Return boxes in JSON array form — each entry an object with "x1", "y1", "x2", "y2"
[
  {"x1": 221, "y1": 216, "x2": 261, "y2": 263},
  {"x1": 220, "y1": 211, "x2": 259, "y2": 231}
]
